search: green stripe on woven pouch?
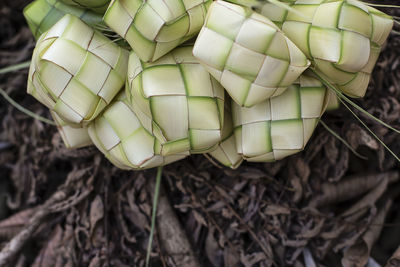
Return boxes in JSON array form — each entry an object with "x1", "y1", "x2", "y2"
[
  {"x1": 193, "y1": 1, "x2": 310, "y2": 107},
  {"x1": 232, "y1": 70, "x2": 330, "y2": 162},
  {"x1": 126, "y1": 45, "x2": 225, "y2": 156},
  {"x1": 27, "y1": 14, "x2": 128, "y2": 126},
  {"x1": 23, "y1": 0, "x2": 103, "y2": 39},
  {"x1": 88, "y1": 91, "x2": 188, "y2": 170},
  {"x1": 254, "y1": 0, "x2": 393, "y2": 98},
  {"x1": 104, "y1": 0, "x2": 212, "y2": 62}
]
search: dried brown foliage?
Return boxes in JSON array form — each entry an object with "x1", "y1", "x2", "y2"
[{"x1": 0, "y1": 1, "x2": 400, "y2": 266}]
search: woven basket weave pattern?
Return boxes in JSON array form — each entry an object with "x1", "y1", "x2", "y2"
[
  {"x1": 232, "y1": 72, "x2": 330, "y2": 162},
  {"x1": 88, "y1": 93, "x2": 188, "y2": 170},
  {"x1": 126, "y1": 46, "x2": 225, "y2": 156},
  {"x1": 24, "y1": 0, "x2": 103, "y2": 39},
  {"x1": 259, "y1": 0, "x2": 393, "y2": 97},
  {"x1": 104, "y1": 0, "x2": 212, "y2": 62},
  {"x1": 193, "y1": 1, "x2": 310, "y2": 107},
  {"x1": 28, "y1": 15, "x2": 128, "y2": 125}
]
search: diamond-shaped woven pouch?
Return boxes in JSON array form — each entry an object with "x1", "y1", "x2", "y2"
[
  {"x1": 104, "y1": 0, "x2": 212, "y2": 62},
  {"x1": 88, "y1": 92, "x2": 188, "y2": 170},
  {"x1": 27, "y1": 14, "x2": 129, "y2": 126},
  {"x1": 24, "y1": 0, "x2": 103, "y2": 39},
  {"x1": 193, "y1": 0, "x2": 310, "y2": 107},
  {"x1": 258, "y1": 0, "x2": 393, "y2": 98},
  {"x1": 126, "y1": 46, "x2": 225, "y2": 156},
  {"x1": 232, "y1": 71, "x2": 330, "y2": 162}
]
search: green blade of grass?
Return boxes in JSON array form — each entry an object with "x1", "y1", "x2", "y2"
[
  {"x1": 146, "y1": 166, "x2": 163, "y2": 267},
  {"x1": 311, "y1": 69, "x2": 400, "y2": 135},
  {"x1": 0, "y1": 61, "x2": 31, "y2": 75},
  {"x1": 320, "y1": 120, "x2": 368, "y2": 160},
  {"x1": 339, "y1": 98, "x2": 400, "y2": 162},
  {"x1": 311, "y1": 69, "x2": 399, "y2": 162},
  {"x1": 0, "y1": 88, "x2": 55, "y2": 125},
  {"x1": 0, "y1": 61, "x2": 55, "y2": 125},
  {"x1": 391, "y1": 29, "x2": 400, "y2": 35},
  {"x1": 364, "y1": 3, "x2": 400, "y2": 9}
]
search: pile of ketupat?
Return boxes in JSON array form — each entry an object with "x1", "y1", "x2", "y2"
[{"x1": 24, "y1": 0, "x2": 393, "y2": 170}]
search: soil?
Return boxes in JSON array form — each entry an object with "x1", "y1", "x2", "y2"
[{"x1": 0, "y1": 1, "x2": 400, "y2": 266}]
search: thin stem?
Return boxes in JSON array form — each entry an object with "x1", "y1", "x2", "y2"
[
  {"x1": 365, "y1": 3, "x2": 400, "y2": 8},
  {"x1": 320, "y1": 120, "x2": 368, "y2": 160},
  {"x1": 339, "y1": 99, "x2": 400, "y2": 162},
  {"x1": 0, "y1": 88, "x2": 55, "y2": 125},
  {"x1": 392, "y1": 29, "x2": 400, "y2": 35},
  {"x1": 311, "y1": 69, "x2": 400, "y2": 134},
  {"x1": 0, "y1": 61, "x2": 31, "y2": 75},
  {"x1": 311, "y1": 69, "x2": 400, "y2": 162},
  {"x1": 146, "y1": 166, "x2": 164, "y2": 267}
]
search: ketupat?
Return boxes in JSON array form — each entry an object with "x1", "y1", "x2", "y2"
[
  {"x1": 252, "y1": 0, "x2": 393, "y2": 98},
  {"x1": 23, "y1": 0, "x2": 103, "y2": 39},
  {"x1": 27, "y1": 14, "x2": 129, "y2": 126},
  {"x1": 193, "y1": 0, "x2": 310, "y2": 107},
  {"x1": 232, "y1": 71, "x2": 330, "y2": 162},
  {"x1": 22, "y1": 0, "x2": 395, "y2": 168},
  {"x1": 104, "y1": 0, "x2": 212, "y2": 62},
  {"x1": 88, "y1": 92, "x2": 188, "y2": 170},
  {"x1": 126, "y1": 46, "x2": 225, "y2": 156}
]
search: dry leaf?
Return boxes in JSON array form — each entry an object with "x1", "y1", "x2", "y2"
[
  {"x1": 264, "y1": 204, "x2": 290, "y2": 216},
  {"x1": 0, "y1": 208, "x2": 35, "y2": 239},
  {"x1": 240, "y1": 251, "x2": 269, "y2": 267},
  {"x1": 31, "y1": 225, "x2": 63, "y2": 267},
  {"x1": 310, "y1": 172, "x2": 398, "y2": 207},
  {"x1": 206, "y1": 227, "x2": 221, "y2": 267},
  {"x1": 193, "y1": 210, "x2": 207, "y2": 227},
  {"x1": 89, "y1": 195, "x2": 104, "y2": 235},
  {"x1": 341, "y1": 177, "x2": 388, "y2": 217},
  {"x1": 342, "y1": 200, "x2": 392, "y2": 267},
  {"x1": 385, "y1": 246, "x2": 400, "y2": 267}
]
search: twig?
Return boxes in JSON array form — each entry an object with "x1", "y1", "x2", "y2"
[
  {"x1": 200, "y1": 173, "x2": 400, "y2": 228},
  {"x1": 0, "y1": 166, "x2": 96, "y2": 266},
  {"x1": 186, "y1": 186, "x2": 237, "y2": 251},
  {"x1": 0, "y1": 191, "x2": 66, "y2": 266},
  {"x1": 0, "y1": 88, "x2": 55, "y2": 125},
  {"x1": 200, "y1": 179, "x2": 275, "y2": 262}
]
